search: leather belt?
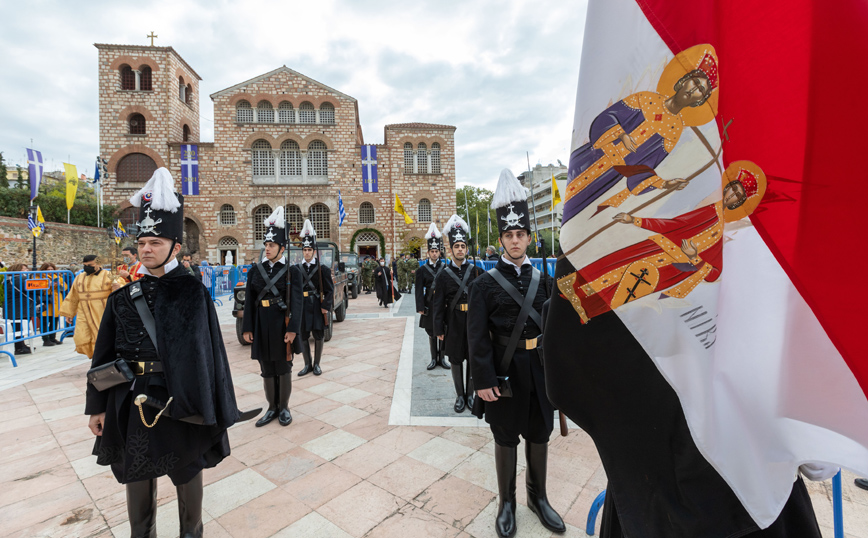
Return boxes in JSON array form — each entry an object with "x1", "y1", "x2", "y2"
[
  {"x1": 303, "y1": 291, "x2": 319, "y2": 298},
  {"x1": 457, "y1": 304, "x2": 469, "y2": 312},
  {"x1": 493, "y1": 334, "x2": 542, "y2": 350},
  {"x1": 129, "y1": 361, "x2": 163, "y2": 375},
  {"x1": 261, "y1": 299, "x2": 272, "y2": 307}
]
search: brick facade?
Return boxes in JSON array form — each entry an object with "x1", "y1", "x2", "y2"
[
  {"x1": 96, "y1": 44, "x2": 456, "y2": 264},
  {"x1": 0, "y1": 217, "x2": 116, "y2": 269}
]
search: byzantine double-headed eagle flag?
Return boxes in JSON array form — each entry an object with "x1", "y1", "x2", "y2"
[{"x1": 546, "y1": 0, "x2": 868, "y2": 533}]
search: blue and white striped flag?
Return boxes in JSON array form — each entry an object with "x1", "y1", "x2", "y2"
[{"x1": 337, "y1": 190, "x2": 347, "y2": 226}]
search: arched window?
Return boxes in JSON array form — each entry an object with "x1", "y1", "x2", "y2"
[
  {"x1": 185, "y1": 84, "x2": 192, "y2": 105},
  {"x1": 120, "y1": 65, "x2": 135, "y2": 90},
  {"x1": 299, "y1": 102, "x2": 315, "y2": 124},
  {"x1": 256, "y1": 101, "x2": 274, "y2": 123},
  {"x1": 219, "y1": 204, "x2": 236, "y2": 226},
  {"x1": 403, "y1": 142, "x2": 414, "y2": 173},
  {"x1": 417, "y1": 143, "x2": 428, "y2": 173},
  {"x1": 307, "y1": 140, "x2": 328, "y2": 177},
  {"x1": 253, "y1": 205, "x2": 272, "y2": 242},
  {"x1": 285, "y1": 204, "x2": 303, "y2": 235},
  {"x1": 319, "y1": 103, "x2": 335, "y2": 124},
  {"x1": 359, "y1": 202, "x2": 375, "y2": 224},
  {"x1": 218, "y1": 236, "x2": 238, "y2": 247},
  {"x1": 279, "y1": 140, "x2": 301, "y2": 176},
  {"x1": 251, "y1": 139, "x2": 274, "y2": 177},
  {"x1": 116, "y1": 153, "x2": 157, "y2": 184},
  {"x1": 309, "y1": 203, "x2": 330, "y2": 239},
  {"x1": 278, "y1": 101, "x2": 295, "y2": 123},
  {"x1": 236, "y1": 100, "x2": 253, "y2": 123},
  {"x1": 418, "y1": 198, "x2": 432, "y2": 222},
  {"x1": 431, "y1": 142, "x2": 441, "y2": 174},
  {"x1": 129, "y1": 113, "x2": 146, "y2": 135},
  {"x1": 357, "y1": 232, "x2": 378, "y2": 243},
  {"x1": 183, "y1": 124, "x2": 191, "y2": 142},
  {"x1": 140, "y1": 66, "x2": 152, "y2": 91},
  {"x1": 178, "y1": 77, "x2": 186, "y2": 101}
]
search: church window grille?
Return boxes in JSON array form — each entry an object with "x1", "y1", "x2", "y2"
[
  {"x1": 359, "y1": 202, "x2": 375, "y2": 224},
  {"x1": 140, "y1": 66, "x2": 152, "y2": 91},
  {"x1": 251, "y1": 139, "x2": 274, "y2": 177},
  {"x1": 418, "y1": 198, "x2": 432, "y2": 223},
  {"x1": 280, "y1": 140, "x2": 302, "y2": 176},
  {"x1": 285, "y1": 204, "x2": 303, "y2": 236},
  {"x1": 117, "y1": 153, "x2": 157, "y2": 184},
  {"x1": 256, "y1": 101, "x2": 274, "y2": 123},
  {"x1": 253, "y1": 205, "x2": 272, "y2": 242},
  {"x1": 417, "y1": 143, "x2": 428, "y2": 173},
  {"x1": 307, "y1": 140, "x2": 328, "y2": 177},
  {"x1": 403, "y1": 143, "x2": 413, "y2": 173},
  {"x1": 219, "y1": 204, "x2": 236, "y2": 226},
  {"x1": 357, "y1": 232, "x2": 378, "y2": 243},
  {"x1": 431, "y1": 142, "x2": 441, "y2": 174},
  {"x1": 129, "y1": 114, "x2": 146, "y2": 135},
  {"x1": 309, "y1": 203, "x2": 330, "y2": 239},
  {"x1": 319, "y1": 103, "x2": 335, "y2": 124},
  {"x1": 236, "y1": 100, "x2": 253, "y2": 123},
  {"x1": 218, "y1": 236, "x2": 238, "y2": 246},
  {"x1": 278, "y1": 101, "x2": 295, "y2": 123},
  {"x1": 120, "y1": 65, "x2": 135, "y2": 90},
  {"x1": 299, "y1": 102, "x2": 315, "y2": 124}
]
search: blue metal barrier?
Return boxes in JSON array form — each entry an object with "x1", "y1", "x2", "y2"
[
  {"x1": 237, "y1": 265, "x2": 252, "y2": 285},
  {"x1": 586, "y1": 490, "x2": 606, "y2": 535},
  {"x1": 202, "y1": 265, "x2": 238, "y2": 306},
  {"x1": 418, "y1": 258, "x2": 556, "y2": 273},
  {"x1": 1, "y1": 270, "x2": 76, "y2": 367}
]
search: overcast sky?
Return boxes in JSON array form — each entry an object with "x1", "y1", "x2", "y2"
[{"x1": 0, "y1": 0, "x2": 587, "y2": 190}]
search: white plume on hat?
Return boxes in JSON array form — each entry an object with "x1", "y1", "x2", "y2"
[
  {"x1": 263, "y1": 206, "x2": 285, "y2": 228},
  {"x1": 129, "y1": 167, "x2": 181, "y2": 213},
  {"x1": 300, "y1": 219, "x2": 316, "y2": 237},
  {"x1": 424, "y1": 222, "x2": 442, "y2": 239},
  {"x1": 490, "y1": 168, "x2": 528, "y2": 210},
  {"x1": 444, "y1": 214, "x2": 470, "y2": 237}
]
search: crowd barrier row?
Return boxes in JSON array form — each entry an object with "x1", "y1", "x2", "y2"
[{"x1": 200, "y1": 265, "x2": 240, "y2": 306}]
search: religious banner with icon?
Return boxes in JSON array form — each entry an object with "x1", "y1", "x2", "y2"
[
  {"x1": 361, "y1": 144, "x2": 378, "y2": 192},
  {"x1": 181, "y1": 144, "x2": 199, "y2": 196}
]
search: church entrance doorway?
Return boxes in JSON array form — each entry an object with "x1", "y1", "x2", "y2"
[{"x1": 358, "y1": 245, "x2": 377, "y2": 259}]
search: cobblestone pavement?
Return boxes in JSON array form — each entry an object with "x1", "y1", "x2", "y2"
[{"x1": 0, "y1": 292, "x2": 863, "y2": 537}]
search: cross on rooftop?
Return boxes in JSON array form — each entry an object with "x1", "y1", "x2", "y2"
[{"x1": 147, "y1": 32, "x2": 158, "y2": 46}]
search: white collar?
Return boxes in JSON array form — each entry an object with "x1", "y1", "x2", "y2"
[
  {"x1": 500, "y1": 254, "x2": 531, "y2": 275},
  {"x1": 451, "y1": 258, "x2": 466, "y2": 269},
  {"x1": 303, "y1": 258, "x2": 317, "y2": 266},
  {"x1": 428, "y1": 259, "x2": 439, "y2": 266},
  {"x1": 261, "y1": 256, "x2": 285, "y2": 266},
  {"x1": 137, "y1": 258, "x2": 179, "y2": 277}
]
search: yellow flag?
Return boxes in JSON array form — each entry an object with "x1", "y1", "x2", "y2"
[
  {"x1": 36, "y1": 206, "x2": 45, "y2": 225},
  {"x1": 551, "y1": 173, "x2": 562, "y2": 211},
  {"x1": 394, "y1": 194, "x2": 414, "y2": 224},
  {"x1": 63, "y1": 163, "x2": 79, "y2": 210},
  {"x1": 32, "y1": 206, "x2": 45, "y2": 238}
]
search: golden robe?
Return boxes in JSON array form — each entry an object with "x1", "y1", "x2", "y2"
[{"x1": 58, "y1": 270, "x2": 113, "y2": 358}]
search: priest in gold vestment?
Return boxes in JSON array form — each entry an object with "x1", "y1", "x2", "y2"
[{"x1": 58, "y1": 255, "x2": 116, "y2": 358}]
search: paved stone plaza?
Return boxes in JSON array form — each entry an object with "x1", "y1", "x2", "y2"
[{"x1": 0, "y1": 292, "x2": 864, "y2": 537}]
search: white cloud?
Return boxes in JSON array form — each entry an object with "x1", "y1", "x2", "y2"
[{"x1": 0, "y1": 0, "x2": 587, "y2": 190}]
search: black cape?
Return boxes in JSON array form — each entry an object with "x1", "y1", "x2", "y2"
[
  {"x1": 431, "y1": 261, "x2": 484, "y2": 363},
  {"x1": 242, "y1": 260, "x2": 303, "y2": 359},
  {"x1": 374, "y1": 266, "x2": 400, "y2": 305},
  {"x1": 85, "y1": 266, "x2": 239, "y2": 485},
  {"x1": 543, "y1": 257, "x2": 821, "y2": 538},
  {"x1": 298, "y1": 261, "x2": 334, "y2": 332},
  {"x1": 415, "y1": 259, "x2": 444, "y2": 335}
]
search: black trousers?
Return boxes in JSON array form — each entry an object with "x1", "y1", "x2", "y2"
[
  {"x1": 489, "y1": 390, "x2": 553, "y2": 448},
  {"x1": 302, "y1": 329, "x2": 324, "y2": 340},
  {"x1": 258, "y1": 358, "x2": 291, "y2": 378}
]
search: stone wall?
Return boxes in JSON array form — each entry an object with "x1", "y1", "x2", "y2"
[{"x1": 0, "y1": 217, "x2": 117, "y2": 268}]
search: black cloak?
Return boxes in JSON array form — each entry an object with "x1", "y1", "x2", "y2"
[
  {"x1": 415, "y1": 259, "x2": 444, "y2": 336},
  {"x1": 431, "y1": 261, "x2": 484, "y2": 363},
  {"x1": 374, "y1": 266, "x2": 400, "y2": 305},
  {"x1": 242, "y1": 261, "x2": 303, "y2": 360}
]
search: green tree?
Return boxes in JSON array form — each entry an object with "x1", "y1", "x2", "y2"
[
  {"x1": 15, "y1": 165, "x2": 26, "y2": 190},
  {"x1": 0, "y1": 152, "x2": 8, "y2": 188},
  {"x1": 455, "y1": 185, "x2": 497, "y2": 258}
]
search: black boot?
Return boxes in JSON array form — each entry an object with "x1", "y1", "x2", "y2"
[
  {"x1": 278, "y1": 372, "x2": 293, "y2": 426},
  {"x1": 126, "y1": 478, "x2": 157, "y2": 538},
  {"x1": 465, "y1": 367, "x2": 475, "y2": 411},
  {"x1": 427, "y1": 337, "x2": 438, "y2": 370},
  {"x1": 494, "y1": 444, "x2": 517, "y2": 538},
  {"x1": 525, "y1": 442, "x2": 566, "y2": 533},
  {"x1": 313, "y1": 339, "x2": 323, "y2": 376},
  {"x1": 438, "y1": 340, "x2": 450, "y2": 369},
  {"x1": 14, "y1": 342, "x2": 31, "y2": 354},
  {"x1": 298, "y1": 338, "x2": 313, "y2": 376},
  {"x1": 42, "y1": 337, "x2": 56, "y2": 347},
  {"x1": 255, "y1": 376, "x2": 278, "y2": 427},
  {"x1": 451, "y1": 363, "x2": 466, "y2": 413},
  {"x1": 176, "y1": 472, "x2": 204, "y2": 538}
]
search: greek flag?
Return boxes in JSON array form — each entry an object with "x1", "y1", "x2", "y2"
[
  {"x1": 338, "y1": 190, "x2": 347, "y2": 226},
  {"x1": 180, "y1": 144, "x2": 199, "y2": 195}
]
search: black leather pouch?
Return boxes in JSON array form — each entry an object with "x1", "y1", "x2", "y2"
[{"x1": 87, "y1": 359, "x2": 134, "y2": 391}]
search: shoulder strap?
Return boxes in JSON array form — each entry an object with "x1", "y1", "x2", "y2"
[
  {"x1": 422, "y1": 263, "x2": 435, "y2": 278},
  {"x1": 488, "y1": 267, "x2": 542, "y2": 328},
  {"x1": 254, "y1": 262, "x2": 288, "y2": 303},
  {"x1": 301, "y1": 263, "x2": 318, "y2": 289},
  {"x1": 446, "y1": 265, "x2": 474, "y2": 320},
  {"x1": 488, "y1": 267, "x2": 541, "y2": 375},
  {"x1": 129, "y1": 282, "x2": 159, "y2": 355}
]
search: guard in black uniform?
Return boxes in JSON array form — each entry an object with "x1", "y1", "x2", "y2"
[
  {"x1": 296, "y1": 219, "x2": 334, "y2": 376},
  {"x1": 242, "y1": 206, "x2": 303, "y2": 427},
  {"x1": 416, "y1": 222, "x2": 448, "y2": 370},
  {"x1": 85, "y1": 168, "x2": 243, "y2": 538},
  {"x1": 468, "y1": 169, "x2": 565, "y2": 538},
  {"x1": 432, "y1": 214, "x2": 484, "y2": 413}
]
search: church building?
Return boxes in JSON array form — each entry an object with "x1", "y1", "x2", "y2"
[{"x1": 95, "y1": 43, "x2": 457, "y2": 264}]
